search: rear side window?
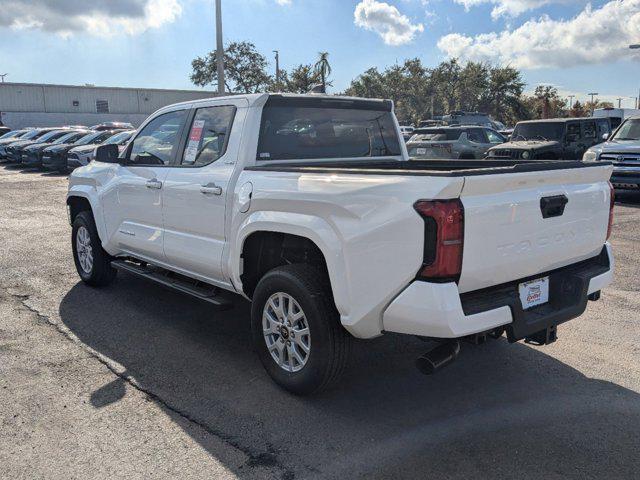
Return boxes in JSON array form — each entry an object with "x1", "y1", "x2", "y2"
[
  {"x1": 412, "y1": 129, "x2": 462, "y2": 141},
  {"x1": 582, "y1": 121, "x2": 596, "y2": 139},
  {"x1": 182, "y1": 105, "x2": 236, "y2": 166},
  {"x1": 257, "y1": 101, "x2": 401, "y2": 161}
]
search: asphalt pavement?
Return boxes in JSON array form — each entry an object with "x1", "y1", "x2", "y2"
[{"x1": 1, "y1": 163, "x2": 639, "y2": 479}]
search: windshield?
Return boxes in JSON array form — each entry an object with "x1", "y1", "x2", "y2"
[
  {"x1": 512, "y1": 122, "x2": 564, "y2": 141},
  {"x1": 0, "y1": 131, "x2": 22, "y2": 140},
  {"x1": 611, "y1": 118, "x2": 640, "y2": 141},
  {"x1": 73, "y1": 131, "x2": 109, "y2": 146},
  {"x1": 411, "y1": 128, "x2": 462, "y2": 141},
  {"x1": 35, "y1": 130, "x2": 67, "y2": 143},
  {"x1": 104, "y1": 131, "x2": 133, "y2": 145},
  {"x1": 21, "y1": 129, "x2": 47, "y2": 140},
  {"x1": 53, "y1": 131, "x2": 86, "y2": 144}
]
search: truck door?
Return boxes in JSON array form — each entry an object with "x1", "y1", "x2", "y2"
[
  {"x1": 161, "y1": 99, "x2": 246, "y2": 284},
  {"x1": 101, "y1": 109, "x2": 189, "y2": 261},
  {"x1": 564, "y1": 121, "x2": 581, "y2": 159}
]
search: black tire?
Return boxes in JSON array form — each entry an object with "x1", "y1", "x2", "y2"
[
  {"x1": 251, "y1": 264, "x2": 351, "y2": 395},
  {"x1": 71, "y1": 210, "x2": 117, "y2": 287}
]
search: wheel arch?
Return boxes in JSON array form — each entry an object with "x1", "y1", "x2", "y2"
[
  {"x1": 230, "y1": 213, "x2": 350, "y2": 319},
  {"x1": 66, "y1": 189, "x2": 107, "y2": 242}
]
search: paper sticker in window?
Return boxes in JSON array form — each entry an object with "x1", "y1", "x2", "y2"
[{"x1": 184, "y1": 120, "x2": 206, "y2": 164}]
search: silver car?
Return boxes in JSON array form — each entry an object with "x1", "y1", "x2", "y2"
[
  {"x1": 583, "y1": 116, "x2": 640, "y2": 190},
  {"x1": 406, "y1": 126, "x2": 505, "y2": 160}
]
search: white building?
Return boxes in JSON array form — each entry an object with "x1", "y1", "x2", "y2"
[{"x1": 0, "y1": 82, "x2": 217, "y2": 129}]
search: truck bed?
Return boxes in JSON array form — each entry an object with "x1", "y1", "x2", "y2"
[{"x1": 246, "y1": 159, "x2": 611, "y2": 177}]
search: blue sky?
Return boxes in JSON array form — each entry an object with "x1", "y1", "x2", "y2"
[{"x1": 1, "y1": 0, "x2": 640, "y2": 107}]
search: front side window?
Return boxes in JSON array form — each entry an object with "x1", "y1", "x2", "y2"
[
  {"x1": 486, "y1": 129, "x2": 504, "y2": 144},
  {"x1": 257, "y1": 101, "x2": 401, "y2": 161},
  {"x1": 182, "y1": 106, "x2": 236, "y2": 166},
  {"x1": 128, "y1": 110, "x2": 188, "y2": 166},
  {"x1": 412, "y1": 129, "x2": 462, "y2": 141}
]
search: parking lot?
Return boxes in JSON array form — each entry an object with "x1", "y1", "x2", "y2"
[{"x1": 1, "y1": 163, "x2": 639, "y2": 479}]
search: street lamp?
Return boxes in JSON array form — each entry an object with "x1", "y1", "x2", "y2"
[
  {"x1": 215, "y1": 0, "x2": 225, "y2": 95},
  {"x1": 568, "y1": 94, "x2": 575, "y2": 109},
  {"x1": 0, "y1": 74, "x2": 7, "y2": 83},
  {"x1": 273, "y1": 50, "x2": 280, "y2": 90},
  {"x1": 629, "y1": 44, "x2": 640, "y2": 49}
]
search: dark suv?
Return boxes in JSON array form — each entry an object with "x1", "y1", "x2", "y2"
[{"x1": 486, "y1": 118, "x2": 611, "y2": 160}]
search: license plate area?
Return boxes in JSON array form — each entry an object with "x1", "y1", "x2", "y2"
[{"x1": 519, "y1": 276, "x2": 549, "y2": 310}]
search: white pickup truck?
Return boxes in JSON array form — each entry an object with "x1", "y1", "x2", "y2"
[{"x1": 67, "y1": 94, "x2": 615, "y2": 394}]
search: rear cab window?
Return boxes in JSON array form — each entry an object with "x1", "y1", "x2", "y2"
[{"x1": 256, "y1": 96, "x2": 401, "y2": 161}]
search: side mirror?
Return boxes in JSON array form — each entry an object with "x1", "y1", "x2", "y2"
[
  {"x1": 602, "y1": 133, "x2": 609, "y2": 141},
  {"x1": 95, "y1": 144, "x2": 120, "y2": 164}
]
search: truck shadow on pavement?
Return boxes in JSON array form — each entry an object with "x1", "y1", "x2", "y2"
[{"x1": 59, "y1": 274, "x2": 640, "y2": 480}]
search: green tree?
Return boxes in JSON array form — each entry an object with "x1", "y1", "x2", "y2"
[
  {"x1": 483, "y1": 66, "x2": 527, "y2": 125},
  {"x1": 283, "y1": 64, "x2": 320, "y2": 93},
  {"x1": 523, "y1": 85, "x2": 567, "y2": 119},
  {"x1": 191, "y1": 41, "x2": 272, "y2": 94},
  {"x1": 313, "y1": 52, "x2": 332, "y2": 91}
]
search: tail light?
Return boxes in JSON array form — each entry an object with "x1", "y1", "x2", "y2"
[
  {"x1": 606, "y1": 181, "x2": 615, "y2": 240},
  {"x1": 414, "y1": 199, "x2": 464, "y2": 279}
]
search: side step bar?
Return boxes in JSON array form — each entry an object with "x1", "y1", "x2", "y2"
[{"x1": 111, "y1": 259, "x2": 233, "y2": 310}]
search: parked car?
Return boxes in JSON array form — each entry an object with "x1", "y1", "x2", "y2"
[
  {"x1": 67, "y1": 130, "x2": 135, "y2": 170},
  {"x1": 42, "y1": 129, "x2": 124, "y2": 172},
  {"x1": 0, "y1": 126, "x2": 12, "y2": 136},
  {"x1": 4, "y1": 128, "x2": 65, "y2": 163},
  {"x1": 583, "y1": 116, "x2": 640, "y2": 190},
  {"x1": 22, "y1": 130, "x2": 90, "y2": 168},
  {"x1": 90, "y1": 122, "x2": 134, "y2": 131},
  {"x1": 399, "y1": 125, "x2": 415, "y2": 142},
  {"x1": 417, "y1": 119, "x2": 445, "y2": 128},
  {"x1": 67, "y1": 93, "x2": 613, "y2": 395},
  {"x1": 0, "y1": 129, "x2": 35, "y2": 161},
  {"x1": 486, "y1": 117, "x2": 610, "y2": 160},
  {"x1": 441, "y1": 111, "x2": 504, "y2": 130},
  {"x1": 406, "y1": 125, "x2": 505, "y2": 159}
]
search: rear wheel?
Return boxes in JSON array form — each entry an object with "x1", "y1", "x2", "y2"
[
  {"x1": 72, "y1": 211, "x2": 117, "y2": 287},
  {"x1": 251, "y1": 264, "x2": 351, "y2": 395}
]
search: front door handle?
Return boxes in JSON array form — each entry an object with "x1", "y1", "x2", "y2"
[
  {"x1": 200, "y1": 182, "x2": 222, "y2": 195},
  {"x1": 146, "y1": 178, "x2": 163, "y2": 189}
]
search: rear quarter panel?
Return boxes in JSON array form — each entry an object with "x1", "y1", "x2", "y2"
[{"x1": 229, "y1": 169, "x2": 465, "y2": 338}]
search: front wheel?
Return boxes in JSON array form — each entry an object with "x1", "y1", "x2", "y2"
[
  {"x1": 251, "y1": 264, "x2": 351, "y2": 395},
  {"x1": 71, "y1": 211, "x2": 117, "y2": 287}
]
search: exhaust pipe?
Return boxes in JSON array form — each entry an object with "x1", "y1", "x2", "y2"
[{"x1": 415, "y1": 340, "x2": 460, "y2": 375}]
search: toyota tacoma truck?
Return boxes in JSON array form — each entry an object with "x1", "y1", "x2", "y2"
[{"x1": 67, "y1": 94, "x2": 615, "y2": 395}]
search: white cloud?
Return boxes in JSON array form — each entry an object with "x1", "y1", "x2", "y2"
[
  {"x1": 0, "y1": 0, "x2": 182, "y2": 36},
  {"x1": 354, "y1": 0, "x2": 424, "y2": 46},
  {"x1": 454, "y1": 0, "x2": 561, "y2": 19},
  {"x1": 275, "y1": 0, "x2": 292, "y2": 4},
  {"x1": 437, "y1": 0, "x2": 640, "y2": 69}
]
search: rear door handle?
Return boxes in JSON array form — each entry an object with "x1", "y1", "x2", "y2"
[
  {"x1": 146, "y1": 179, "x2": 163, "y2": 189},
  {"x1": 200, "y1": 182, "x2": 222, "y2": 195}
]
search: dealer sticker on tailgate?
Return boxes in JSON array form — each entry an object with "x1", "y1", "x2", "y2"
[{"x1": 519, "y1": 277, "x2": 549, "y2": 310}]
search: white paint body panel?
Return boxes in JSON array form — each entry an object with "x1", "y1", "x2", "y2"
[
  {"x1": 458, "y1": 164, "x2": 613, "y2": 293},
  {"x1": 67, "y1": 93, "x2": 615, "y2": 340}
]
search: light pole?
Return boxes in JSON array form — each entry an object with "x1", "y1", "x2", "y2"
[
  {"x1": 273, "y1": 50, "x2": 280, "y2": 91},
  {"x1": 588, "y1": 92, "x2": 598, "y2": 114},
  {"x1": 629, "y1": 44, "x2": 640, "y2": 49},
  {"x1": 617, "y1": 97, "x2": 623, "y2": 108},
  {"x1": 215, "y1": 0, "x2": 225, "y2": 95},
  {"x1": 0, "y1": 74, "x2": 7, "y2": 83},
  {"x1": 568, "y1": 94, "x2": 575, "y2": 109}
]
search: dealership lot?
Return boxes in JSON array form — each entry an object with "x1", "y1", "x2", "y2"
[{"x1": 1, "y1": 164, "x2": 639, "y2": 479}]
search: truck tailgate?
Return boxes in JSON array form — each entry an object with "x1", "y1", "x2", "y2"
[{"x1": 458, "y1": 164, "x2": 613, "y2": 294}]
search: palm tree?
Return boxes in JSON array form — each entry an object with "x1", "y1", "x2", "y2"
[{"x1": 313, "y1": 52, "x2": 332, "y2": 92}]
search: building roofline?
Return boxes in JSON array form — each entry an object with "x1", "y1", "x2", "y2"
[{"x1": 0, "y1": 81, "x2": 217, "y2": 95}]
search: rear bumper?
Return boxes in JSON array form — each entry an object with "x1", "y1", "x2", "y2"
[{"x1": 383, "y1": 243, "x2": 613, "y2": 340}]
